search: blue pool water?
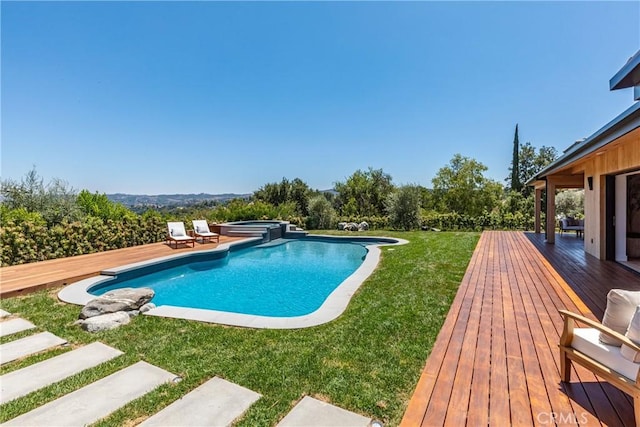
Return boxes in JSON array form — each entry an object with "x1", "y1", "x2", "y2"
[{"x1": 91, "y1": 240, "x2": 368, "y2": 317}]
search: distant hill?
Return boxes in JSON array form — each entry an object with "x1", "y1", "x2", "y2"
[{"x1": 107, "y1": 192, "x2": 251, "y2": 208}]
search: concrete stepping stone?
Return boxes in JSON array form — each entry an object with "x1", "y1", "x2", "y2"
[
  {"x1": 139, "y1": 377, "x2": 261, "y2": 426},
  {"x1": 0, "y1": 309, "x2": 10, "y2": 318},
  {"x1": 3, "y1": 361, "x2": 176, "y2": 427},
  {"x1": 277, "y1": 396, "x2": 372, "y2": 427},
  {"x1": 0, "y1": 318, "x2": 35, "y2": 337},
  {"x1": 0, "y1": 332, "x2": 67, "y2": 365},
  {"x1": 1, "y1": 342, "x2": 124, "y2": 405}
]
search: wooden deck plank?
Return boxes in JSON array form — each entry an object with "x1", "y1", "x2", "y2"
[
  {"x1": 507, "y1": 233, "x2": 604, "y2": 426},
  {"x1": 442, "y1": 231, "x2": 490, "y2": 426},
  {"x1": 487, "y1": 233, "x2": 510, "y2": 426},
  {"x1": 401, "y1": 231, "x2": 639, "y2": 427},
  {"x1": 502, "y1": 232, "x2": 539, "y2": 425},
  {"x1": 400, "y1": 231, "x2": 487, "y2": 426},
  {"x1": 419, "y1": 254, "x2": 482, "y2": 423},
  {"x1": 463, "y1": 233, "x2": 493, "y2": 426},
  {"x1": 0, "y1": 236, "x2": 246, "y2": 298},
  {"x1": 508, "y1": 234, "x2": 603, "y2": 426}
]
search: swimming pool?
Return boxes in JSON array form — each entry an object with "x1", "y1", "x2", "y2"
[
  {"x1": 90, "y1": 240, "x2": 367, "y2": 317},
  {"x1": 59, "y1": 235, "x2": 407, "y2": 328}
]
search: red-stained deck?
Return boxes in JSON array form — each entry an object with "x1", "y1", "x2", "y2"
[{"x1": 401, "y1": 231, "x2": 640, "y2": 427}]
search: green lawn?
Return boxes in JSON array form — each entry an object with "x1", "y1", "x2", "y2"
[{"x1": 0, "y1": 231, "x2": 479, "y2": 426}]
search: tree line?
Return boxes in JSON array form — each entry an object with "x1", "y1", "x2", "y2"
[{"x1": 1, "y1": 135, "x2": 573, "y2": 266}]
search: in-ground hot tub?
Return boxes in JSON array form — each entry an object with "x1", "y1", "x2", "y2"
[{"x1": 218, "y1": 220, "x2": 295, "y2": 241}]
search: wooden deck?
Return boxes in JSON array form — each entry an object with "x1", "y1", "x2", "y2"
[
  {"x1": 0, "y1": 236, "x2": 245, "y2": 298},
  {"x1": 401, "y1": 231, "x2": 640, "y2": 427},
  {"x1": 526, "y1": 232, "x2": 640, "y2": 320}
]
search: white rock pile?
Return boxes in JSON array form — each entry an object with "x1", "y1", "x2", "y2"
[{"x1": 76, "y1": 288, "x2": 156, "y2": 333}]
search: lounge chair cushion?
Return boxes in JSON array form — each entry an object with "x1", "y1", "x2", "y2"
[
  {"x1": 621, "y1": 306, "x2": 640, "y2": 362},
  {"x1": 195, "y1": 225, "x2": 207, "y2": 233},
  {"x1": 170, "y1": 228, "x2": 185, "y2": 237},
  {"x1": 600, "y1": 289, "x2": 640, "y2": 346},
  {"x1": 572, "y1": 327, "x2": 640, "y2": 381}
]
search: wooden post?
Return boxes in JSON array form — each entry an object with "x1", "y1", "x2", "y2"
[
  {"x1": 534, "y1": 188, "x2": 542, "y2": 234},
  {"x1": 546, "y1": 179, "x2": 556, "y2": 244}
]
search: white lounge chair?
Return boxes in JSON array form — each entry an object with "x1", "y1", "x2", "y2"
[
  {"x1": 192, "y1": 220, "x2": 220, "y2": 244},
  {"x1": 167, "y1": 222, "x2": 195, "y2": 249}
]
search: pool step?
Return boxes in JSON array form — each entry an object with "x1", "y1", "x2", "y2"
[
  {"x1": 0, "y1": 318, "x2": 35, "y2": 337},
  {"x1": 139, "y1": 377, "x2": 261, "y2": 426},
  {"x1": 0, "y1": 332, "x2": 67, "y2": 365},
  {"x1": 277, "y1": 396, "x2": 372, "y2": 427},
  {"x1": 0, "y1": 342, "x2": 123, "y2": 405},
  {"x1": 3, "y1": 361, "x2": 176, "y2": 426}
]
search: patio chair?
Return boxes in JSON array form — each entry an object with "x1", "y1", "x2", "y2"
[
  {"x1": 192, "y1": 220, "x2": 220, "y2": 244},
  {"x1": 559, "y1": 309, "x2": 640, "y2": 425},
  {"x1": 167, "y1": 221, "x2": 195, "y2": 249},
  {"x1": 559, "y1": 217, "x2": 584, "y2": 238}
]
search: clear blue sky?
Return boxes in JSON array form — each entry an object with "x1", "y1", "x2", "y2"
[{"x1": 2, "y1": 1, "x2": 639, "y2": 195}]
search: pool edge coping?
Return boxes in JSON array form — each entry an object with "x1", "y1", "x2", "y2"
[{"x1": 58, "y1": 235, "x2": 408, "y2": 329}]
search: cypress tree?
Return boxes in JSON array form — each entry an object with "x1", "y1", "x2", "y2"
[{"x1": 511, "y1": 124, "x2": 522, "y2": 192}]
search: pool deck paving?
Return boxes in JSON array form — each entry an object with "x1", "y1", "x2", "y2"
[
  {"x1": 0, "y1": 342, "x2": 123, "y2": 405},
  {"x1": 3, "y1": 361, "x2": 176, "y2": 427},
  {"x1": 0, "y1": 331, "x2": 68, "y2": 365},
  {"x1": 139, "y1": 376, "x2": 262, "y2": 426},
  {"x1": 0, "y1": 317, "x2": 35, "y2": 337}
]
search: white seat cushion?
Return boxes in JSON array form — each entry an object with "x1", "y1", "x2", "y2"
[
  {"x1": 171, "y1": 235, "x2": 193, "y2": 241},
  {"x1": 572, "y1": 327, "x2": 640, "y2": 381}
]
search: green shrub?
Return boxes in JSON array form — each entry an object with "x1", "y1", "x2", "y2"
[
  {"x1": 306, "y1": 196, "x2": 337, "y2": 230},
  {"x1": 1, "y1": 215, "x2": 166, "y2": 267},
  {"x1": 386, "y1": 185, "x2": 422, "y2": 231}
]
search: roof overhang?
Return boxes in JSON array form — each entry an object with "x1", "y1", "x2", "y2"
[
  {"x1": 610, "y1": 50, "x2": 640, "y2": 91},
  {"x1": 526, "y1": 102, "x2": 640, "y2": 186}
]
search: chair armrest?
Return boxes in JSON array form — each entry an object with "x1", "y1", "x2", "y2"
[{"x1": 559, "y1": 310, "x2": 640, "y2": 352}]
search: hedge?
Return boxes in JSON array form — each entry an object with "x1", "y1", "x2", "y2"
[
  {"x1": 1, "y1": 216, "x2": 166, "y2": 267},
  {"x1": 1, "y1": 212, "x2": 537, "y2": 267}
]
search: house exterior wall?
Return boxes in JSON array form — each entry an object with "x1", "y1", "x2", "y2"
[{"x1": 569, "y1": 127, "x2": 640, "y2": 258}]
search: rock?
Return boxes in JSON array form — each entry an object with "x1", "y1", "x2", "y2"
[
  {"x1": 127, "y1": 310, "x2": 140, "y2": 317},
  {"x1": 345, "y1": 222, "x2": 359, "y2": 231},
  {"x1": 337, "y1": 222, "x2": 347, "y2": 230},
  {"x1": 80, "y1": 312, "x2": 130, "y2": 333},
  {"x1": 140, "y1": 303, "x2": 156, "y2": 313},
  {"x1": 358, "y1": 221, "x2": 369, "y2": 231},
  {"x1": 80, "y1": 287, "x2": 154, "y2": 319}
]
